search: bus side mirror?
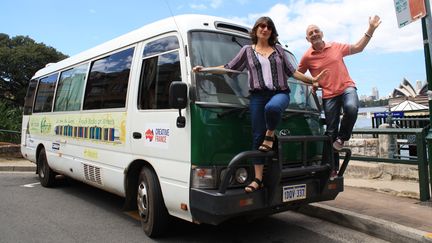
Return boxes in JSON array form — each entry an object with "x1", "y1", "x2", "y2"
[
  {"x1": 169, "y1": 81, "x2": 188, "y2": 128},
  {"x1": 169, "y1": 81, "x2": 188, "y2": 109}
]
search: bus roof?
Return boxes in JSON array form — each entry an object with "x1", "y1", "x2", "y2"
[{"x1": 33, "y1": 14, "x2": 251, "y2": 79}]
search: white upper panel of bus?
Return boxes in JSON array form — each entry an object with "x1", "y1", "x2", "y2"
[{"x1": 33, "y1": 14, "x2": 251, "y2": 79}]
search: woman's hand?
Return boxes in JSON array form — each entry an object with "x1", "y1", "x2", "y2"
[{"x1": 192, "y1": 66, "x2": 204, "y2": 73}]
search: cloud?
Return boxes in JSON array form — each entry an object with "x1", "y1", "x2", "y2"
[
  {"x1": 210, "y1": 0, "x2": 223, "y2": 9},
  {"x1": 231, "y1": 0, "x2": 424, "y2": 54},
  {"x1": 190, "y1": 0, "x2": 223, "y2": 10},
  {"x1": 190, "y1": 4, "x2": 207, "y2": 10}
]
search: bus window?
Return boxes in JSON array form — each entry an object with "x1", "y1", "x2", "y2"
[
  {"x1": 139, "y1": 37, "x2": 181, "y2": 109},
  {"x1": 83, "y1": 47, "x2": 134, "y2": 110},
  {"x1": 143, "y1": 35, "x2": 179, "y2": 58},
  {"x1": 23, "y1": 79, "x2": 38, "y2": 115},
  {"x1": 33, "y1": 73, "x2": 58, "y2": 113},
  {"x1": 54, "y1": 63, "x2": 88, "y2": 112},
  {"x1": 284, "y1": 51, "x2": 320, "y2": 112}
]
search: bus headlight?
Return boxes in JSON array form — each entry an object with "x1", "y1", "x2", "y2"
[
  {"x1": 234, "y1": 168, "x2": 248, "y2": 184},
  {"x1": 191, "y1": 167, "x2": 217, "y2": 189},
  {"x1": 220, "y1": 167, "x2": 248, "y2": 186}
]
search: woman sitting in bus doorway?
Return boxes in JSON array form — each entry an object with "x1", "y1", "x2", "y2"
[{"x1": 193, "y1": 16, "x2": 327, "y2": 193}]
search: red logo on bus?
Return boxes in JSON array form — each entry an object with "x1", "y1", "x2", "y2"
[{"x1": 145, "y1": 129, "x2": 154, "y2": 141}]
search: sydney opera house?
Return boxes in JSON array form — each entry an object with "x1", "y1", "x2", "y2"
[
  {"x1": 388, "y1": 78, "x2": 429, "y2": 115},
  {"x1": 389, "y1": 78, "x2": 428, "y2": 108}
]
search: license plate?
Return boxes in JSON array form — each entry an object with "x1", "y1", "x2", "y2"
[{"x1": 282, "y1": 184, "x2": 306, "y2": 202}]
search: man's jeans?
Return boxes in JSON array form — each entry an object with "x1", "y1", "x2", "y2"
[{"x1": 323, "y1": 87, "x2": 359, "y2": 168}]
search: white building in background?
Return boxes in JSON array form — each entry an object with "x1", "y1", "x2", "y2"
[
  {"x1": 371, "y1": 87, "x2": 379, "y2": 100},
  {"x1": 416, "y1": 80, "x2": 424, "y2": 93},
  {"x1": 359, "y1": 87, "x2": 380, "y2": 101}
]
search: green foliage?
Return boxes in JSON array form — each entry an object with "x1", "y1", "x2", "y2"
[
  {"x1": 0, "y1": 101, "x2": 22, "y2": 131},
  {"x1": 0, "y1": 33, "x2": 68, "y2": 107},
  {"x1": 359, "y1": 98, "x2": 389, "y2": 108},
  {"x1": 0, "y1": 101, "x2": 22, "y2": 143}
]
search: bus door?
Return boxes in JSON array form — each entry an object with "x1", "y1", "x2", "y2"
[{"x1": 130, "y1": 35, "x2": 191, "y2": 215}]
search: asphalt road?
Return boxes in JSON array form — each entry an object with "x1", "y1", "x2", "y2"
[{"x1": 0, "y1": 172, "x2": 388, "y2": 243}]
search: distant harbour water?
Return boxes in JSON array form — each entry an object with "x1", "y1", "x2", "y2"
[{"x1": 354, "y1": 106, "x2": 387, "y2": 128}]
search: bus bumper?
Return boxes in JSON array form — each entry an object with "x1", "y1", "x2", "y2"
[{"x1": 189, "y1": 176, "x2": 343, "y2": 225}]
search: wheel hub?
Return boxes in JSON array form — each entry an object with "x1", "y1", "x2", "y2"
[{"x1": 137, "y1": 182, "x2": 149, "y2": 220}]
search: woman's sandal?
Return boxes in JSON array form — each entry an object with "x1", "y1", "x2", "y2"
[
  {"x1": 258, "y1": 135, "x2": 274, "y2": 152},
  {"x1": 244, "y1": 178, "x2": 263, "y2": 193}
]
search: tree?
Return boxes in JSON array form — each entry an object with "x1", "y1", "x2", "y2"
[
  {"x1": 359, "y1": 98, "x2": 389, "y2": 108},
  {"x1": 0, "y1": 34, "x2": 68, "y2": 107}
]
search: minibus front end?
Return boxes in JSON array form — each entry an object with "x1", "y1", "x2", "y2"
[{"x1": 186, "y1": 29, "x2": 348, "y2": 224}]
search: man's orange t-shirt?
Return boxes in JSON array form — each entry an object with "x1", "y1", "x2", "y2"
[{"x1": 298, "y1": 42, "x2": 356, "y2": 99}]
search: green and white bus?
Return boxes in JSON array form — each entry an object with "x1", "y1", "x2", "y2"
[{"x1": 21, "y1": 14, "x2": 349, "y2": 237}]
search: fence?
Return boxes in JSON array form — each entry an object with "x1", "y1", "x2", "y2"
[
  {"x1": 343, "y1": 127, "x2": 431, "y2": 201},
  {"x1": 372, "y1": 116, "x2": 429, "y2": 130}
]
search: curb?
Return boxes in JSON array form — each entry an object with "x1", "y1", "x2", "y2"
[
  {"x1": 298, "y1": 203, "x2": 432, "y2": 243},
  {"x1": 0, "y1": 166, "x2": 35, "y2": 172}
]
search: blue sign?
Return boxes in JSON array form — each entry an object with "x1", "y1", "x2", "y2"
[
  {"x1": 391, "y1": 111, "x2": 404, "y2": 117},
  {"x1": 373, "y1": 111, "x2": 404, "y2": 118}
]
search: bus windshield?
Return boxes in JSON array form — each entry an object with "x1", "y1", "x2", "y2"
[{"x1": 189, "y1": 31, "x2": 320, "y2": 112}]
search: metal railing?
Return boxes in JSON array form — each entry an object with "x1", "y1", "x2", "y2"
[
  {"x1": 0, "y1": 129, "x2": 21, "y2": 144},
  {"x1": 372, "y1": 116, "x2": 429, "y2": 129},
  {"x1": 343, "y1": 127, "x2": 430, "y2": 201}
]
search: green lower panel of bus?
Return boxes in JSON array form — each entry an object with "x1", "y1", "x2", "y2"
[{"x1": 190, "y1": 104, "x2": 323, "y2": 166}]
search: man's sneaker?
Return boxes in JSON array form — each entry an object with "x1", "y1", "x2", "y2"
[
  {"x1": 333, "y1": 138, "x2": 344, "y2": 151},
  {"x1": 329, "y1": 170, "x2": 338, "y2": 180}
]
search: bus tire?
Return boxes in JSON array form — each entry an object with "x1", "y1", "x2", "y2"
[
  {"x1": 137, "y1": 167, "x2": 169, "y2": 237},
  {"x1": 37, "y1": 149, "x2": 55, "y2": 187}
]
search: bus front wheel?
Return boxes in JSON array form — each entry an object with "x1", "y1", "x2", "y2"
[
  {"x1": 37, "y1": 149, "x2": 55, "y2": 187},
  {"x1": 137, "y1": 167, "x2": 169, "y2": 237}
]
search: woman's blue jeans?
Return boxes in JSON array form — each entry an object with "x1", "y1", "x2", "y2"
[
  {"x1": 323, "y1": 87, "x2": 359, "y2": 168},
  {"x1": 249, "y1": 90, "x2": 290, "y2": 165}
]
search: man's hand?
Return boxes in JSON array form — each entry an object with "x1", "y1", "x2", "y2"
[
  {"x1": 313, "y1": 68, "x2": 329, "y2": 83},
  {"x1": 369, "y1": 15, "x2": 381, "y2": 30}
]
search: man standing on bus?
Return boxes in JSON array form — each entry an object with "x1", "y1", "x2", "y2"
[{"x1": 297, "y1": 15, "x2": 381, "y2": 177}]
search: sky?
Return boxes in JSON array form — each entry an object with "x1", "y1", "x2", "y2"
[{"x1": 1, "y1": 0, "x2": 430, "y2": 97}]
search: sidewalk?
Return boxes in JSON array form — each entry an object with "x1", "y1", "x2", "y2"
[
  {"x1": 298, "y1": 160, "x2": 432, "y2": 242},
  {"x1": 1, "y1": 156, "x2": 431, "y2": 242},
  {"x1": 0, "y1": 157, "x2": 35, "y2": 172},
  {"x1": 299, "y1": 186, "x2": 432, "y2": 243}
]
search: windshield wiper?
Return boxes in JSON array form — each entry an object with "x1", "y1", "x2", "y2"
[
  {"x1": 217, "y1": 107, "x2": 249, "y2": 118},
  {"x1": 231, "y1": 36, "x2": 243, "y2": 48}
]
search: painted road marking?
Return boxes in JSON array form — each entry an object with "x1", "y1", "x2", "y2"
[{"x1": 20, "y1": 182, "x2": 40, "y2": 188}]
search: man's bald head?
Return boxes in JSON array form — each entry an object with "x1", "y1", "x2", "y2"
[
  {"x1": 306, "y1": 25, "x2": 321, "y2": 37},
  {"x1": 305, "y1": 24, "x2": 324, "y2": 49}
]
